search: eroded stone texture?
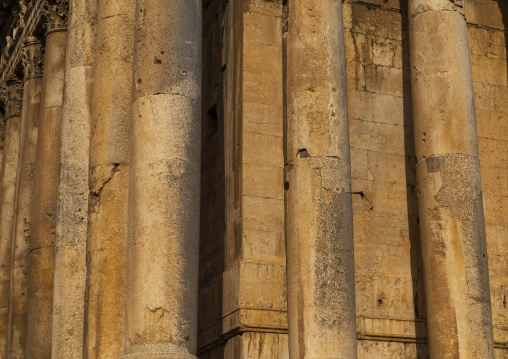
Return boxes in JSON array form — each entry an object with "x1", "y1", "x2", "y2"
[
  {"x1": 285, "y1": 0, "x2": 357, "y2": 357},
  {"x1": 7, "y1": 37, "x2": 42, "y2": 359},
  {"x1": 223, "y1": 333, "x2": 288, "y2": 359},
  {"x1": 25, "y1": 28, "x2": 67, "y2": 358},
  {"x1": 84, "y1": 0, "x2": 134, "y2": 357},
  {"x1": 0, "y1": 78, "x2": 22, "y2": 358},
  {"x1": 51, "y1": 0, "x2": 97, "y2": 357},
  {"x1": 0, "y1": 0, "x2": 504, "y2": 358},
  {"x1": 124, "y1": 0, "x2": 202, "y2": 357},
  {"x1": 409, "y1": 0, "x2": 495, "y2": 357},
  {"x1": 0, "y1": 115, "x2": 4, "y2": 172}
]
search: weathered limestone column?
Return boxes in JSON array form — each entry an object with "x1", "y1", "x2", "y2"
[
  {"x1": 285, "y1": 0, "x2": 357, "y2": 357},
  {"x1": 25, "y1": 2, "x2": 68, "y2": 357},
  {"x1": 51, "y1": 0, "x2": 97, "y2": 357},
  {"x1": 408, "y1": 1, "x2": 495, "y2": 358},
  {"x1": 0, "y1": 77, "x2": 22, "y2": 358},
  {"x1": 7, "y1": 37, "x2": 43, "y2": 359},
  {"x1": 0, "y1": 116, "x2": 5, "y2": 172},
  {"x1": 85, "y1": 0, "x2": 134, "y2": 356},
  {"x1": 124, "y1": 1, "x2": 201, "y2": 358}
]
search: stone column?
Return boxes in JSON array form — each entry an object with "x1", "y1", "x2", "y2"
[
  {"x1": 25, "y1": 2, "x2": 68, "y2": 357},
  {"x1": 285, "y1": 0, "x2": 357, "y2": 357},
  {"x1": 51, "y1": 0, "x2": 97, "y2": 357},
  {"x1": 408, "y1": 1, "x2": 495, "y2": 358},
  {"x1": 0, "y1": 116, "x2": 5, "y2": 172},
  {"x1": 124, "y1": 1, "x2": 201, "y2": 358},
  {"x1": 7, "y1": 37, "x2": 43, "y2": 359},
  {"x1": 0, "y1": 77, "x2": 22, "y2": 358},
  {"x1": 84, "y1": 0, "x2": 134, "y2": 356}
]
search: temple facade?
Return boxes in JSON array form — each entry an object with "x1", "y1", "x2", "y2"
[{"x1": 0, "y1": 0, "x2": 506, "y2": 358}]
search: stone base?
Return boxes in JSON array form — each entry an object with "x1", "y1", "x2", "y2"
[
  {"x1": 123, "y1": 353, "x2": 197, "y2": 359},
  {"x1": 123, "y1": 344, "x2": 197, "y2": 359}
]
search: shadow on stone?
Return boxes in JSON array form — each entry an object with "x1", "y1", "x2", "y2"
[{"x1": 401, "y1": 4, "x2": 429, "y2": 359}]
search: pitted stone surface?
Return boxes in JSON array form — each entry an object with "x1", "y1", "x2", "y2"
[{"x1": 0, "y1": 0, "x2": 504, "y2": 358}]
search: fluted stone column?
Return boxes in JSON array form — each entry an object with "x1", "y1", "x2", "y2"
[
  {"x1": 51, "y1": 0, "x2": 97, "y2": 357},
  {"x1": 85, "y1": 0, "x2": 134, "y2": 356},
  {"x1": 0, "y1": 78, "x2": 22, "y2": 358},
  {"x1": 408, "y1": 1, "x2": 495, "y2": 358},
  {"x1": 124, "y1": 1, "x2": 201, "y2": 358},
  {"x1": 25, "y1": 3, "x2": 68, "y2": 357},
  {"x1": 285, "y1": 0, "x2": 357, "y2": 357},
  {"x1": 7, "y1": 37, "x2": 43, "y2": 359}
]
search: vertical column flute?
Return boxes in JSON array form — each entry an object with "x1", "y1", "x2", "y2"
[{"x1": 25, "y1": 1, "x2": 68, "y2": 357}]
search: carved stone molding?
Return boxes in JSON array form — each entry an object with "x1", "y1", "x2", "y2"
[
  {"x1": 1, "y1": 0, "x2": 45, "y2": 90},
  {"x1": 19, "y1": 0, "x2": 34, "y2": 29},
  {"x1": 21, "y1": 36, "x2": 44, "y2": 79},
  {"x1": 41, "y1": 0, "x2": 69, "y2": 33},
  {"x1": 4, "y1": 76, "x2": 23, "y2": 119}
]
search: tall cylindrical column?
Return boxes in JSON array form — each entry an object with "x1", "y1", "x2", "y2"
[
  {"x1": 285, "y1": 0, "x2": 357, "y2": 357},
  {"x1": 7, "y1": 37, "x2": 43, "y2": 359},
  {"x1": 0, "y1": 116, "x2": 4, "y2": 172},
  {"x1": 25, "y1": 5, "x2": 68, "y2": 356},
  {"x1": 408, "y1": 1, "x2": 495, "y2": 358},
  {"x1": 124, "y1": 1, "x2": 202, "y2": 358},
  {"x1": 0, "y1": 77, "x2": 22, "y2": 358},
  {"x1": 51, "y1": 0, "x2": 97, "y2": 357},
  {"x1": 84, "y1": 0, "x2": 134, "y2": 356}
]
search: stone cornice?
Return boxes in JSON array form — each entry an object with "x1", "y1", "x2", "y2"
[{"x1": 0, "y1": 0, "x2": 45, "y2": 89}]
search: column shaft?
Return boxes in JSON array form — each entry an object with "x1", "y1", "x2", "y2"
[
  {"x1": 124, "y1": 0, "x2": 202, "y2": 357},
  {"x1": 84, "y1": 0, "x2": 134, "y2": 356},
  {"x1": 7, "y1": 37, "x2": 43, "y2": 358},
  {"x1": 25, "y1": 29, "x2": 67, "y2": 359},
  {"x1": 408, "y1": 1, "x2": 495, "y2": 358},
  {"x1": 285, "y1": 0, "x2": 357, "y2": 357},
  {"x1": 0, "y1": 78, "x2": 22, "y2": 358},
  {"x1": 51, "y1": 0, "x2": 97, "y2": 357},
  {"x1": 0, "y1": 117, "x2": 4, "y2": 173}
]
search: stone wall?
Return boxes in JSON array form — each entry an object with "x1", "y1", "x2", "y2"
[
  {"x1": 344, "y1": 1, "x2": 428, "y2": 357},
  {"x1": 467, "y1": 1, "x2": 508, "y2": 357}
]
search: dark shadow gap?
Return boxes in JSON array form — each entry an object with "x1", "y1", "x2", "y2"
[
  {"x1": 401, "y1": 3, "x2": 429, "y2": 358},
  {"x1": 198, "y1": 1, "x2": 227, "y2": 357}
]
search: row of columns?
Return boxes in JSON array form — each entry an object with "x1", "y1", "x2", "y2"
[
  {"x1": 26, "y1": 21, "x2": 67, "y2": 359},
  {"x1": 284, "y1": 0, "x2": 494, "y2": 358},
  {"x1": 7, "y1": 36, "x2": 43, "y2": 359},
  {"x1": 0, "y1": 0, "x2": 497, "y2": 358}
]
